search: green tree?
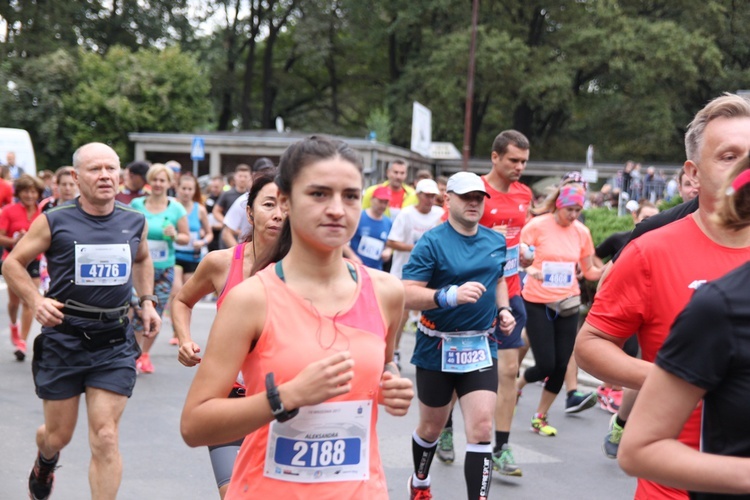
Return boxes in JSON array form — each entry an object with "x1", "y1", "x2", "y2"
[
  {"x1": 0, "y1": 49, "x2": 79, "y2": 169},
  {"x1": 63, "y1": 46, "x2": 213, "y2": 160}
]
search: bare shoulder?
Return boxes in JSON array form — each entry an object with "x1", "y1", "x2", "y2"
[
  {"x1": 219, "y1": 275, "x2": 268, "y2": 332},
  {"x1": 364, "y1": 267, "x2": 404, "y2": 309},
  {"x1": 191, "y1": 248, "x2": 234, "y2": 290},
  {"x1": 202, "y1": 247, "x2": 233, "y2": 269}
]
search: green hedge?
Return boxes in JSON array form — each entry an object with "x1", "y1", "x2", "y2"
[{"x1": 583, "y1": 208, "x2": 634, "y2": 247}]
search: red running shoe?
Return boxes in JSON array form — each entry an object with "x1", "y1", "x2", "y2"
[
  {"x1": 596, "y1": 385, "x2": 611, "y2": 411},
  {"x1": 408, "y1": 475, "x2": 433, "y2": 500},
  {"x1": 10, "y1": 323, "x2": 20, "y2": 347}
]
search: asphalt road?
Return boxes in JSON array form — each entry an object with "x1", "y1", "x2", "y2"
[{"x1": 0, "y1": 283, "x2": 636, "y2": 499}]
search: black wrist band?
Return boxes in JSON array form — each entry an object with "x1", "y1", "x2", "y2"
[
  {"x1": 265, "y1": 372, "x2": 299, "y2": 423},
  {"x1": 498, "y1": 306, "x2": 512, "y2": 315}
]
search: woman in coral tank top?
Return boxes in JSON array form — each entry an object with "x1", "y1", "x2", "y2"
[{"x1": 181, "y1": 136, "x2": 414, "y2": 499}]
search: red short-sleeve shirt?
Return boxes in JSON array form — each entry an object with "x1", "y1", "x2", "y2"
[
  {"x1": 0, "y1": 202, "x2": 41, "y2": 260},
  {"x1": 587, "y1": 214, "x2": 750, "y2": 499}
]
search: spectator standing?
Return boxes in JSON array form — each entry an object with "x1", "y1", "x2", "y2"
[{"x1": 5, "y1": 151, "x2": 25, "y2": 179}]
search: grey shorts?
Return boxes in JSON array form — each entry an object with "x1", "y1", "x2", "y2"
[{"x1": 32, "y1": 323, "x2": 141, "y2": 400}]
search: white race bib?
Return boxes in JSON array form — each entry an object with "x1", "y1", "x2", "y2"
[
  {"x1": 264, "y1": 400, "x2": 371, "y2": 483},
  {"x1": 542, "y1": 261, "x2": 575, "y2": 288},
  {"x1": 441, "y1": 334, "x2": 492, "y2": 373},
  {"x1": 148, "y1": 239, "x2": 169, "y2": 263},
  {"x1": 74, "y1": 243, "x2": 131, "y2": 286},
  {"x1": 503, "y1": 245, "x2": 519, "y2": 277},
  {"x1": 173, "y1": 230, "x2": 199, "y2": 253},
  {"x1": 356, "y1": 235, "x2": 385, "y2": 261}
]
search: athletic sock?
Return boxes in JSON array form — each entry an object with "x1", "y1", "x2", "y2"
[
  {"x1": 493, "y1": 431, "x2": 510, "y2": 453},
  {"x1": 412, "y1": 431, "x2": 438, "y2": 481},
  {"x1": 616, "y1": 415, "x2": 627, "y2": 428},
  {"x1": 465, "y1": 442, "x2": 492, "y2": 499},
  {"x1": 445, "y1": 412, "x2": 453, "y2": 429},
  {"x1": 39, "y1": 452, "x2": 59, "y2": 465}
]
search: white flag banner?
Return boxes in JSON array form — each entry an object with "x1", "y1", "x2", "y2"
[{"x1": 410, "y1": 102, "x2": 432, "y2": 157}]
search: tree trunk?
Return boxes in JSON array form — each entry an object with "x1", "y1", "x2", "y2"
[
  {"x1": 260, "y1": 28, "x2": 278, "y2": 129},
  {"x1": 513, "y1": 102, "x2": 534, "y2": 139},
  {"x1": 217, "y1": 55, "x2": 235, "y2": 131},
  {"x1": 240, "y1": 42, "x2": 257, "y2": 129},
  {"x1": 327, "y1": 12, "x2": 339, "y2": 125}
]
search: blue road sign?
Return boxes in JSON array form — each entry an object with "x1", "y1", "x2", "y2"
[{"x1": 191, "y1": 137, "x2": 205, "y2": 161}]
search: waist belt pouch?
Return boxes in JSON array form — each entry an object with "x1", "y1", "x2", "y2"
[
  {"x1": 79, "y1": 321, "x2": 128, "y2": 352},
  {"x1": 546, "y1": 295, "x2": 581, "y2": 317}
]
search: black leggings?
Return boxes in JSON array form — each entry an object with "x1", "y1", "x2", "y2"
[{"x1": 522, "y1": 300, "x2": 580, "y2": 395}]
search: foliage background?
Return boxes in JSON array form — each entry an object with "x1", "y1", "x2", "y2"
[{"x1": 0, "y1": 1, "x2": 749, "y2": 169}]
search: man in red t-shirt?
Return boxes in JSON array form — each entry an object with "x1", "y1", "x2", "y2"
[
  {"x1": 479, "y1": 130, "x2": 533, "y2": 476},
  {"x1": 576, "y1": 94, "x2": 750, "y2": 500}
]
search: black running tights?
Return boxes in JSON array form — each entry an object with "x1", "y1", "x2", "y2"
[{"x1": 522, "y1": 300, "x2": 580, "y2": 395}]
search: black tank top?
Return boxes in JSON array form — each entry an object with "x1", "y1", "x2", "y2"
[{"x1": 44, "y1": 198, "x2": 145, "y2": 314}]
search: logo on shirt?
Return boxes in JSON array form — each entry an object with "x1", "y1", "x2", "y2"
[
  {"x1": 687, "y1": 280, "x2": 707, "y2": 290},
  {"x1": 490, "y1": 208, "x2": 498, "y2": 214},
  {"x1": 519, "y1": 204, "x2": 526, "y2": 212}
]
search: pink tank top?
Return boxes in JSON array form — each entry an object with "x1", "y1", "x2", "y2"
[
  {"x1": 216, "y1": 243, "x2": 247, "y2": 310},
  {"x1": 226, "y1": 262, "x2": 388, "y2": 499}
]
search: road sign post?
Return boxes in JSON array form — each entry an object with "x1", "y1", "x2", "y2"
[{"x1": 190, "y1": 137, "x2": 205, "y2": 177}]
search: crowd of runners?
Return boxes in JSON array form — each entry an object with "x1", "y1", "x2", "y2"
[{"x1": 4, "y1": 92, "x2": 750, "y2": 500}]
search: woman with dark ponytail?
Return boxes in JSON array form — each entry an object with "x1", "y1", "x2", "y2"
[
  {"x1": 618, "y1": 156, "x2": 750, "y2": 498},
  {"x1": 181, "y1": 136, "x2": 413, "y2": 499},
  {"x1": 172, "y1": 172, "x2": 282, "y2": 498}
]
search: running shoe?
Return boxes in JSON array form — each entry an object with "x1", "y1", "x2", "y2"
[
  {"x1": 531, "y1": 413, "x2": 557, "y2": 436},
  {"x1": 492, "y1": 444, "x2": 522, "y2": 476},
  {"x1": 14, "y1": 338, "x2": 26, "y2": 361},
  {"x1": 169, "y1": 337, "x2": 179, "y2": 346},
  {"x1": 603, "y1": 414, "x2": 624, "y2": 459},
  {"x1": 596, "y1": 385, "x2": 611, "y2": 410},
  {"x1": 136, "y1": 353, "x2": 155, "y2": 374},
  {"x1": 436, "y1": 426, "x2": 455, "y2": 464},
  {"x1": 408, "y1": 475, "x2": 433, "y2": 500},
  {"x1": 10, "y1": 322, "x2": 20, "y2": 347},
  {"x1": 29, "y1": 451, "x2": 59, "y2": 500},
  {"x1": 565, "y1": 390, "x2": 597, "y2": 414},
  {"x1": 607, "y1": 389, "x2": 623, "y2": 413}
]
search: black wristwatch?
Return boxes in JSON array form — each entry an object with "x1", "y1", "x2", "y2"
[
  {"x1": 265, "y1": 372, "x2": 299, "y2": 422},
  {"x1": 139, "y1": 294, "x2": 159, "y2": 307},
  {"x1": 497, "y1": 306, "x2": 513, "y2": 316}
]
